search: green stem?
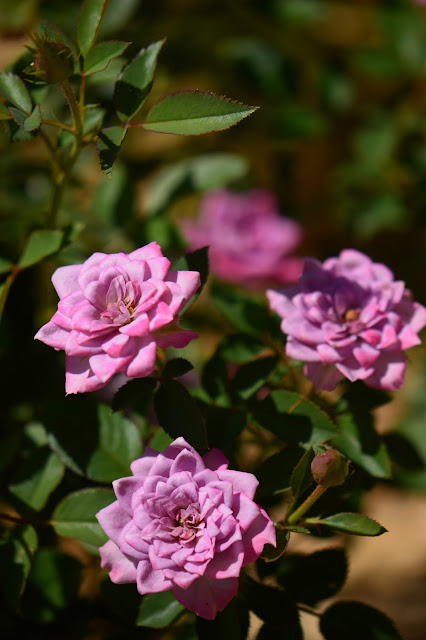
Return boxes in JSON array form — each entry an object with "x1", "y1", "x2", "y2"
[
  {"x1": 286, "y1": 484, "x2": 327, "y2": 526},
  {"x1": 61, "y1": 79, "x2": 83, "y2": 140}
]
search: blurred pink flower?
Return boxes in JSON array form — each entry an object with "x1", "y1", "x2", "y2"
[
  {"x1": 180, "y1": 189, "x2": 303, "y2": 287},
  {"x1": 35, "y1": 242, "x2": 200, "y2": 394},
  {"x1": 267, "y1": 249, "x2": 426, "y2": 391},
  {"x1": 96, "y1": 437, "x2": 276, "y2": 619}
]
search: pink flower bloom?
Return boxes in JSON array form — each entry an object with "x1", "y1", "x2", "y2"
[
  {"x1": 267, "y1": 249, "x2": 426, "y2": 391},
  {"x1": 96, "y1": 437, "x2": 276, "y2": 619},
  {"x1": 180, "y1": 189, "x2": 303, "y2": 287},
  {"x1": 35, "y1": 243, "x2": 200, "y2": 394}
]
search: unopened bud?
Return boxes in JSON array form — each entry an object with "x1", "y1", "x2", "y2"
[
  {"x1": 27, "y1": 36, "x2": 75, "y2": 84},
  {"x1": 311, "y1": 449, "x2": 349, "y2": 488}
]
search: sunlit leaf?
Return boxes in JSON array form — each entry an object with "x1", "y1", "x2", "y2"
[
  {"x1": 0, "y1": 72, "x2": 31, "y2": 113},
  {"x1": 51, "y1": 488, "x2": 115, "y2": 546},
  {"x1": 9, "y1": 447, "x2": 64, "y2": 511},
  {"x1": 143, "y1": 90, "x2": 258, "y2": 135},
  {"x1": 77, "y1": 0, "x2": 110, "y2": 56},
  {"x1": 115, "y1": 39, "x2": 165, "y2": 122},
  {"x1": 18, "y1": 230, "x2": 64, "y2": 269},
  {"x1": 84, "y1": 40, "x2": 130, "y2": 75},
  {"x1": 308, "y1": 512, "x2": 387, "y2": 537},
  {"x1": 137, "y1": 591, "x2": 185, "y2": 628}
]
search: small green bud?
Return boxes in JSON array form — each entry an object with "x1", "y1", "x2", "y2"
[
  {"x1": 27, "y1": 36, "x2": 75, "y2": 85},
  {"x1": 311, "y1": 449, "x2": 349, "y2": 489}
]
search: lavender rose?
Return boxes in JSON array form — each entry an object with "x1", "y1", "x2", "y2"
[
  {"x1": 180, "y1": 188, "x2": 303, "y2": 287},
  {"x1": 35, "y1": 242, "x2": 200, "y2": 394},
  {"x1": 267, "y1": 249, "x2": 426, "y2": 391},
  {"x1": 96, "y1": 437, "x2": 276, "y2": 619}
]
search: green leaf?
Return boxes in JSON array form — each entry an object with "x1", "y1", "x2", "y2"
[
  {"x1": 143, "y1": 90, "x2": 258, "y2": 135},
  {"x1": 0, "y1": 72, "x2": 31, "y2": 113},
  {"x1": 162, "y1": 358, "x2": 194, "y2": 379},
  {"x1": 0, "y1": 103, "x2": 11, "y2": 120},
  {"x1": 145, "y1": 152, "x2": 249, "y2": 215},
  {"x1": 0, "y1": 525, "x2": 38, "y2": 611},
  {"x1": 253, "y1": 390, "x2": 337, "y2": 445},
  {"x1": 255, "y1": 445, "x2": 305, "y2": 499},
  {"x1": 112, "y1": 377, "x2": 157, "y2": 412},
  {"x1": 218, "y1": 333, "x2": 265, "y2": 364},
  {"x1": 231, "y1": 355, "x2": 278, "y2": 400},
  {"x1": 46, "y1": 398, "x2": 143, "y2": 482},
  {"x1": 96, "y1": 125, "x2": 127, "y2": 176},
  {"x1": 276, "y1": 549, "x2": 347, "y2": 605},
  {"x1": 320, "y1": 601, "x2": 402, "y2": 640},
  {"x1": 18, "y1": 230, "x2": 64, "y2": 269},
  {"x1": 23, "y1": 548, "x2": 81, "y2": 623},
  {"x1": 84, "y1": 41, "x2": 130, "y2": 75},
  {"x1": 86, "y1": 404, "x2": 143, "y2": 482},
  {"x1": 260, "y1": 528, "x2": 290, "y2": 563},
  {"x1": 51, "y1": 488, "x2": 115, "y2": 546},
  {"x1": 154, "y1": 380, "x2": 208, "y2": 452},
  {"x1": 331, "y1": 413, "x2": 391, "y2": 479},
  {"x1": 0, "y1": 256, "x2": 13, "y2": 274},
  {"x1": 309, "y1": 512, "x2": 387, "y2": 537},
  {"x1": 137, "y1": 591, "x2": 185, "y2": 628},
  {"x1": 8, "y1": 105, "x2": 41, "y2": 132},
  {"x1": 9, "y1": 447, "x2": 64, "y2": 511},
  {"x1": 337, "y1": 381, "x2": 391, "y2": 413},
  {"x1": 173, "y1": 246, "x2": 209, "y2": 310},
  {"x1": 290, "y1": 447, "x2": 315, "y2": 502},
  {"x1": 149, "y1": 428, "x2": 173, "y2": 452},
  {"x1": 212, "y1": 282, "x2": 272, "y2": 337},
  {"x1": 77, "y1": 0, "x2": 110, "y2": 56},
  {"x1": 114, "y1": 39, "x2": 165, "y2": 122}
]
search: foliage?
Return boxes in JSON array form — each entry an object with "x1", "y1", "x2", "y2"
[{"x1": 0, "y1": 1, "x2": 424, "y2": 639}]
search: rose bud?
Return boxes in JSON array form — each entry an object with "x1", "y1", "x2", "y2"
[{"x1": 311, "y1": 449, "x2": 349, "y2": 488}]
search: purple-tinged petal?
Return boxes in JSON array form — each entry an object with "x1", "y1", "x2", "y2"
[
  {"x1": 99, "y1": 540, "x2": 138, "y2": 583},
  {"x1": 304, "y1": 363, "x2": 344, "y2": 391},
  {"x1": 172, "y1": 576, "x2": 238, "y2": 620},
  {"x1": 148, "y1": 301, "x2": 174, "y2": 331},
  {"x1": 136, "y1": 560, "x2": 174, "y2": 595},
  {"x1": 125, "y1": 338, "x2": 156, "y2": 378},
  {"x1": 363, "y1": 353, "x2": 407, "y2": 391},
  {"x1": 89, "y1": 352, "x2": 131, "y2": 384},
  {"x1": 203, "y1": 449, "x2": 229, "y2": 471},
  {"x1": 35, "y1": 321, "x2": 69, "y2": 350},
  {"x1": 155, "y1": 328, "x2": 198, "y2": 349},
  {"x1": 65, "y1": 355, "x2": 104, "y2": 394},
  {"x1": 51, "y1": 264, "x2": 81, "y2": 297},
  {"x1": 113, "y1": 477, "x2": 146, "y2": 515},
  {"x1": 130, "y1": 449, "x2": 158, "y2": 476},
  {"x1": 166, "y1": 270, "x2": 201, "y2": 308},
  {"x1": 96, "y1": 500, "x2": 132, "y2": 545},
  {"x1": 128, "y1": 242, "x2": 163, "y2": 261},
  {"x1": 215, "y1": 469, "x2": 258, "y2": 501}
]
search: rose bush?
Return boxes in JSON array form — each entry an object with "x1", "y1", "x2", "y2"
[
  {"x1": 35, "y1": 242, "x2": 200, "y2": 394},
  {"x1": 96, "y1": 437, "x2": 276, "y2": 619},
  {"x1": 180, "y1": 188, "x2": 303, "y2": 287},
  {"x1": 267, "y1": 249, "x2": 426, "y2": 391}
]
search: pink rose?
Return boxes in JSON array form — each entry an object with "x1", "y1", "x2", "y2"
[
  {"x1": 180, "y1": 189, "x2": 303, "y2": 287},
  {"x1": 96, "y1": 437, "x2": 276, "y2": 619},
  {"x1": 267, "y1": 249, "x2": 426, "y2": 391},
  {"x1": 35, "y1": 243, "x2": 200, "y2": 394}
]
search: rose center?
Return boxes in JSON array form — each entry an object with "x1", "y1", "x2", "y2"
[
  {"x1": 101, "y1": 298, "x2": 135, "y2": 325},
  {"x1": 344, "y1": 308, "x2": 360, "y2": 322}
]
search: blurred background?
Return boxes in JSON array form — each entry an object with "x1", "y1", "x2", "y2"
[{"x1": 0, "y1": 1, "x2": 425, "y2": 638}]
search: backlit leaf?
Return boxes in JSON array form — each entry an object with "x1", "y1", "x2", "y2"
[
  {"x1": 137, "y1": 591, "x2": 185, "y2": 628},
  {"x1": 0, "y1": 72, "x2": 31, "y2": 113},
  {"x1": 51, "y1": 488, "x2": 115, "y2": 546},
  {"x1": 96, "y1": 125, "x2": 127, "y2": 176},
  {"x1": 143, "y1": 90, "x2": 257, "y2": 135},
  {"x1": 18, "y1": 230, "x2": 64, "y2": 269},
  {"x1": 115, "y1": 39, "x2": 165, "y2": 122},
  {"x1": 77, "y1": 0, "x2": 110, "y2": 56},
  {"x1": 84, "y1": 41, "x2": 130, "y2": 75}
]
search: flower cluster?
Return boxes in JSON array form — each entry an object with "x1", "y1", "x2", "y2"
[
  {"x1": 35, "y1": 242, "x2": 200, "y2": 394},
  {"x1": 180, "y1": 188, "x2": 303, "y2": 287},
  {"x1": 267, "y1": 249, "x2": 426, "y2": 391},
  {"x1": 96, "y1": 437, "x2": 276, "y2": 619}
]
